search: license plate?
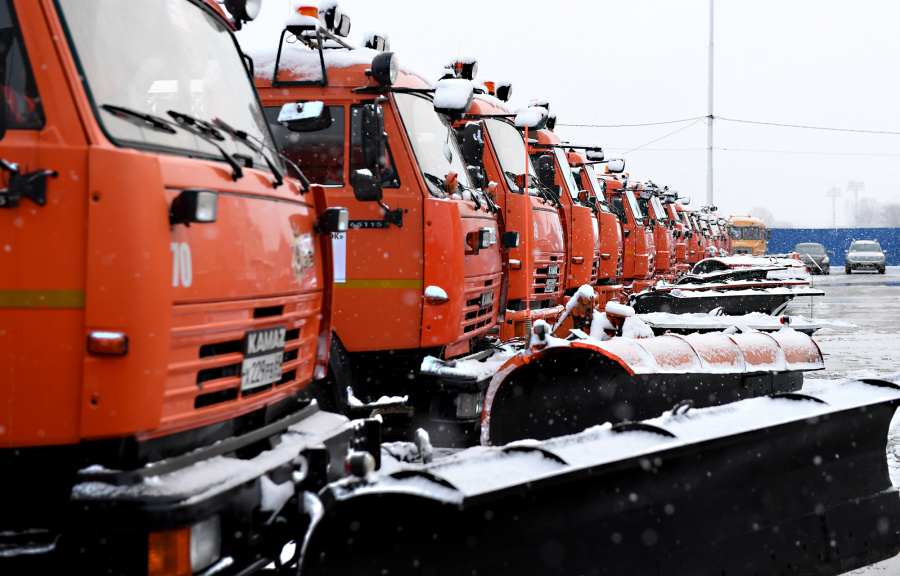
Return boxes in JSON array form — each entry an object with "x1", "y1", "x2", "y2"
[
  {"x1": 544, "y1": 279, "x2": 557, "y2": 293},
  {"x1": 548, "y1": 264, "x2": 559, "y2": 276},
  {"x1": 241, "y1": 326, "x2": 286, "y2": 391},
  {"x1": 480, "y1": 291, "x2": 493, "y2": 308}
]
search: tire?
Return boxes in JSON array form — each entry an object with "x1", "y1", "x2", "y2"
[
  {"x1": 880, "y1": 267, "x2": 886, "y2": 275},
  {"x1": 845, "y1": 266, "x2": 851, "y2": 274}
]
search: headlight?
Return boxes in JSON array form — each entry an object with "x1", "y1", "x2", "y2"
[{"x1": 822, "y1": 257, "x2": 829, "y2": 264}]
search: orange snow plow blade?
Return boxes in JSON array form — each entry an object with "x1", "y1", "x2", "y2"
[{"x1": 482, "y1": 330, "x2": 823, "y2": 445}]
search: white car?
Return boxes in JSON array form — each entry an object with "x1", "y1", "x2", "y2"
[{"x1": 845, "y1": 240, "x2": 886, "y2": 274}]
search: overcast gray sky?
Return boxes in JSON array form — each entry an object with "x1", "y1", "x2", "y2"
[{"x1": 237, "y1": 1, "x2": 900, "y2": 227}]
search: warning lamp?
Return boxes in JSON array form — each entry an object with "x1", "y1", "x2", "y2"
[
  {"x1": 484, "y1": 81, "x2": 496, "y2": 95},
  {"x1": 296, "y1": 5, "x2": 318, "y2": 18},
  {"x1": 87, "y1": 331, "x2": 128, "y2": 356},
  {"x1": 449, "y1": 58, "x2": 478, "y2": 80}
]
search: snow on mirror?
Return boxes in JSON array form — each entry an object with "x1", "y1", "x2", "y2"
[
  {"x1": 607, "y1": 157, "x2": 625, "y2": 173},
  {"x1": 514, "y1": 106, "x2": 549, "y2": 130},
  {"x1": 433, "y1": 78, "x2": 474, "y2": 117}
]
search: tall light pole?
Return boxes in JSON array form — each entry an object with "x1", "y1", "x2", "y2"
[
  {"x1": 706, "y1": 0, "x2": 715, "y2": 206},
  {"x1": 826, "y1": 186, "x2": 841, "y2": 228},
  {"x1": 847, "y1": 180, "x2": 865, "y2": 226}
]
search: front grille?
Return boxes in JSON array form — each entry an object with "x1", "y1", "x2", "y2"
[
  {"x1": 532, "y1": 252, "x2": 564, "y2": 297},
  {"x1": 459, "y1": 271, "x2": 502, "y2": 339},
  {"x1": 161, "y1": 293, "x2": 322, "y2": 434}
]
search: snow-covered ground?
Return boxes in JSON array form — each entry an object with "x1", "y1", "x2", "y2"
[{"x1": 785, "y1": 267, "x2": 900, "y2": 574}]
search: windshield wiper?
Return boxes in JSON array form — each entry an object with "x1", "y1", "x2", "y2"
[
  {"x1": 166, "y1": 109, "x2": 243, "y2": 181},
  {"x1": 213, "y1": 117, "x2": 284, "y2": 189},
  {"x1": 101, "y1": 104, "x2": 176, "y2": 134},
  {"x1": 422, "y1": 172, "x2": 446, "y2": 195}
]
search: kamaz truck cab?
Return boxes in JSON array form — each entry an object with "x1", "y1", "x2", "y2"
[
  {"x1": 455, "y1": 94, "x2": 565, "y2": 341},
  {"x1": 0, "y1": 0, "x2": 373, "y2": 573},
  {"x1": 601, "y1": 173, "x2": 656, "y2": 293},
  {"x1": 251, "y1": 10, "x2": 502, "y2": 442}
]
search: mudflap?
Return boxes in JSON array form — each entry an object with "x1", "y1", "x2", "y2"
[
  {"x1": 483, "y1": 346, "x2": 802, "y2": 446},
  {"x1": 299, "y1": 380, "x2": 900, "y2": 575}
]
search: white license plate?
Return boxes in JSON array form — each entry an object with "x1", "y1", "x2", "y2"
[
  {"x1": 241, "y1": 326, "x2": 286, "y2": 391},
  {"x1": 544, "y1": 279, "x2": 557, "y2": 293}
]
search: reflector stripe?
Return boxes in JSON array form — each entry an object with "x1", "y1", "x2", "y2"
[
  {"x1": 335, "y1": 279, "x2": 423, "y2": 289},
  {"x1": 0, "y1": 289, "x2": 85, "y2": 308}
]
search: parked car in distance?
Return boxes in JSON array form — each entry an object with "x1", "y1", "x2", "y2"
[
  {"x1": 845, "y1": 240, "x2": 886, "y2": 274},
  {"x1": 794, "y1": 242, "x2": 830, "y2": 275}
]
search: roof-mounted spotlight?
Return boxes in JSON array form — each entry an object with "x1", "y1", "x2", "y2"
[
  {"x1": 365, "y1": 33, "x2": 390, "y2": 52},
  {"x1": 495, "y1": 81, "x2": 513, "y2": 102},
  {"x1": 529, "y1": 98, "x2": 549, "y2": 111},
  {"x1": 447, "y1": 57, "x2": 478, "y2": 80},
  {"x1": 367, "y1": 52, "x2": 399, "y2": 86},
  {"x1": 546, "y1": 112, "x2": 557, "y2": 131},
  {"x1": 224, "y1": 0, "x2": 261, "y2": 29}
]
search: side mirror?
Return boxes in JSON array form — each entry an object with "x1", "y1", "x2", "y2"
[
  {"x1": 501, "y1": 231, "x2": 520, "y2": 249},
  {"x1": 278, "y1": 101, "x2": 331, "y2": 132},
  {"x1": 578, "y1": 190, "x2": 590, "y2": 203},
  {"x1": 537, "y1": 155, "x2": 556, "y2": 189},
  {"x1": 586, "y1": 149, "x2": 604, "y2": 162},
  {"x1": 827, "y1": 250, "x2": 833, "y2": 255},
  {"x1": 766, "y1": 229, "x2": 772, "y2": 239},
  {"x1": 433, "y1": 78, "x2": 474, "y2": 120},
  {"x1": 460, "y1": 122, "x2": 484, "y2": 169},
  {"x1": 606, "y1": 157, "x2": 625, "y2": 173},
  {"x1": 350, "y1": 169, "x2": 382, "y2": 203},
  {"x1": 514, "y1": 106, "x2": 549, "y2": 130},
  {"x1": 361, "y1": 103, "x2": 387, "y2": 173}
]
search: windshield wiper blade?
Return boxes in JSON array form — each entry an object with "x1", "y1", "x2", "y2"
[
  {"x1": 213, "y1": 117, "x2": 284, "y2": 189},
  {"x1": 166, "y1": 109, "x2": 243, "y2": 181},
  {"x1": 101, "y1": 104, "x2": 176, "y2": 134}
]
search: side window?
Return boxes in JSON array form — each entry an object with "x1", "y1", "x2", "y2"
[
  {"x1": 265, "y1": 105, "x2": 344, "y2": 185},
  {"x1": 350, "y1": 104, "x2": 400, "y2": 189},
  {"x1": 0, "y1": 0, "x2": 44, "y2": 129}
]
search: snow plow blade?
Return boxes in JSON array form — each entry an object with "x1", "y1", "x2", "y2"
[
  {"x1": 300, "y1": 380, "x2": 900, "y2": 576},
  {"x1": 482, "y1": 330, "x2": 823, "y2": 445}
]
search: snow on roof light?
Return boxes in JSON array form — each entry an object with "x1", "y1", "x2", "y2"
[{"x1": 287, "y1": 1, "x2": 320, "y2": 26}]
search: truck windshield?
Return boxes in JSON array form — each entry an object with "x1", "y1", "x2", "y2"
[
  {"x1": 733, "y1": 226, "x2": 762, "y2": 240},
  {"x1": 552, "y1": 148, "x2": 580, "y2": 200},
  {"x1": 483, "y1": 118, "x2": 539, "y2": 196},
  {"x1": 394, "y1": 92, "x2": 471, "y2": 196},
  {"x1": 625, "y1": 189, "x2": 643, "y2": 220},
  {"x1": 57, "y1": 0, "x2": 279, "y2": 172}
]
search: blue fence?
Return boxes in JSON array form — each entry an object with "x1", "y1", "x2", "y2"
[{"x1": 767, "y1": 228, "x2": 900, "y2": 266}]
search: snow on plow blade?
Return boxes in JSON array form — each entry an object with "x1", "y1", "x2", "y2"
[
  {"x1": 301, "y1": 380, "x2": 900, "y2": 576},
  {"x1": 482, "y1": 329, "x2": 823, "y2": 445}
]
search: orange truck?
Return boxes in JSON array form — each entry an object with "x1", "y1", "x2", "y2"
[
  {"x1": 630, "y1": 181, "x2": 675, "y2": 281},
  {"x1": 455, "y1": 95, "x2": 566, "y2": 342},
  {"x1": 0, "y1": 1, "x2": 380, "y2": 573},
  {"x1": 529, "y1": 129, "x2": 600, "y2": 301},
  {"x1": 600, "y1": 173, "x2": 656, "y2": 293},
  {"x1": 567, "y1": 149, "x2": 623, "y2": 304},
  {"x1": 251, "y1": 16, "x2": 503, "y2": 443}
]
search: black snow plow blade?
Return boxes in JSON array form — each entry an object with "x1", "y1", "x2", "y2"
[
  {"x1": 631, "y1": 287, "x2": 822, "y2": 315},
  {"x1": 300, "y1": 379, "x2": 900, "y2": 575}
]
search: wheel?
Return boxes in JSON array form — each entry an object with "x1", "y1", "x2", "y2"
[
  {"x1": 880, "y1": 267, "x2": 886, "y2": 274},
  {"x1": 845, "y1": 266, "x2": 851, "y2": 274}
]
